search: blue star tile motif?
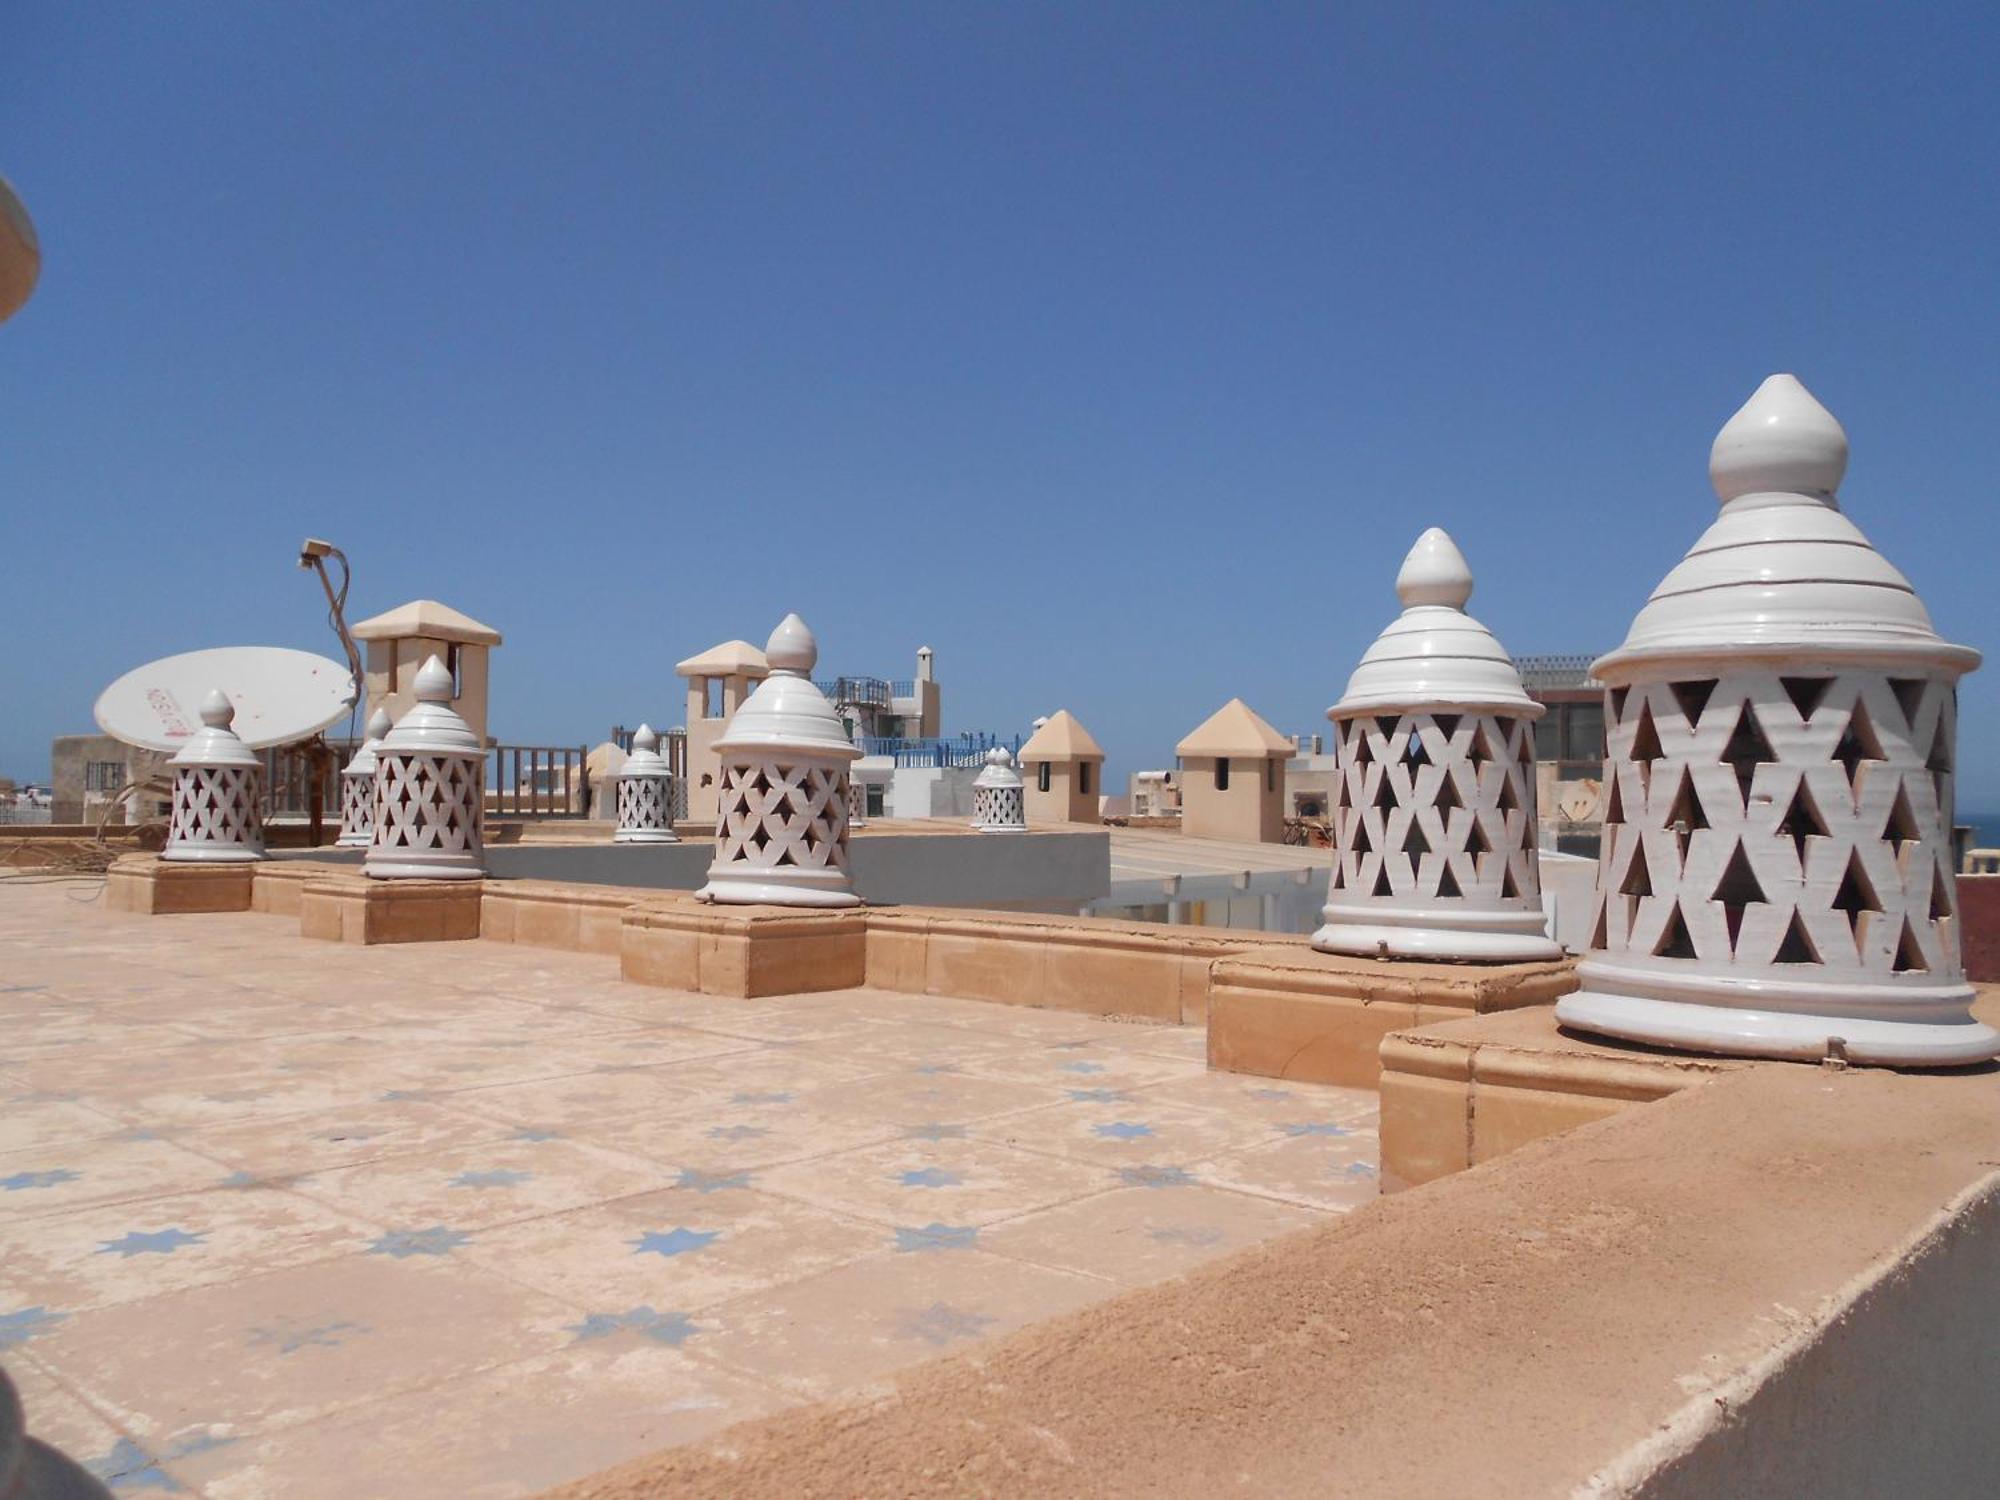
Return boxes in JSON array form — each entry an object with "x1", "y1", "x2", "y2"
[
  {"x1": 97, "y1": 1228, "x2": 204, "y2": 1258},
  {"x1": 217, "y1": 1171, "x2": 260, "y2": 1189},
  {"x1": 0, "y1": 984, "x2": 47, "y2": 994},
  {"x1": 368, "y1": 1226, "x2": 470, "y2": 1258},
  {"x1": 1250, "y1": 1088, "x2": 1296, "y2": 1102},
  {"x1": 706, "y1": 1125, "x2": 768, "y2": 1143},
  {"x1": 1118, "y1": 1165, "x2": 1194, "y2": 1189},
  {"x1": 1049, "y1": 1040, "x2": 1094, "y2": 1050},
  {"x1": 1094, "y1": 1122, "x2": 1154, "y2": 1140},
  {"x1": 893, "y1": 1301, "x2": 994, "y2": 1345},
  {"x1": 1343, "y1": 1161, "x2": 1378, "y2": 1178},
  {"x1": 86, "y1": 1436, "x2": 176, "y2": 1493},
  {"x1": 378, "y1": 1089, "x2": 437, "y2": 1103},
  {"x1": 898, "y1": 1167, "x2": 963, "y2": 1188},
  {"x1": 904, "y1": 1122, "x2": 966, "y2": 1141},
  {"x1": 567, "y1": 1306, "x2": 698, "y2": 1345},
  {"x1": 1067, "y1": 1088, "x2": 1129, "y2": 1103},
  {"x1": 451, "y1": 1169, "x2": 532, "y2": 1189},
  {"x1": 630, "y1": 1227, "x2": 719, "y2": 1257},
  {"x1": 675, "y1": 1168, "x2": 750, "y2": 1193},
  {"x1": 112, "y1": 1127, "x2": 162, "y2": 1142},
  {"x1": 513, "y1": 1128, "x2": 562, "y2": 1142},
  {"x1": 2, "y1": 1168, "x2": 79, "y2": 1191},
  {"x1": 1058, "y1": 1061, "x2": 1105, "y2": 1075},
  {"x1": 894, "y1": 1222, "x2": 978, "y2": 1252},
  {"x1": 0, "y1": 1305, "x2": 66, "y2": 1349},
  {"x1": 1147, "y1": 1225, "x2": 1224, "y2": 1248},
  {"x1": 913, "y1": 1064, "x2": 958, "y2": 1076},
  {"x1": 248, "y1": 1319, "x2": 369, "y2": 1354},
  {"x1": 1280, "y1": 1122, "x2": 1350, "y2": 1138},
  {"x1": 730, "y1": 1090, "x2": 793, "y2": 1105}
]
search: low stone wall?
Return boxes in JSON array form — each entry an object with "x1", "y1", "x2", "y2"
[
  {"x1": 106, "y1": 858, "x2": 253, "y2": 914},
  {"x1": 298, "y1": 873, "x2": 482, "y2": 945},
  {"x1": 623, "y1": 902, "x2": 868, "y2": 997},
  {"x1": 482, "y1": 880, "x2": 636, "y2": 956},
  {"x1": 1209, "y1": 947, "x2": 1578, "y2": 1089},
  {"x1": 1958, "y1": 872, "x2": 1999, "y2": 982}
]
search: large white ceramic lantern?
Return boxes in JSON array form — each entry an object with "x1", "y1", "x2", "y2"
[
  {"x1": 1313, "y1": 529, "x2": 1559, "y2": 961},
  {"x1": 971, "y1": 747, "x2": 1028, "y2": 834},
  {"x1": 337, "y1": 707, "x2": 392, "y2": 848},
  {"x1": 615, "y1": 724, "x2": 679, "y2": 844},
  {"x1": 697, "y1": 614, "x2": 861, "y2": 907},
  {"x1": 162, "y1": 690, "x2": 266, "y2": 864},
  {"x1": 365, "y1": 655, "x2": 486, "y2": 880},
  {"x1": 1557, "y1": 375, "x2": 1995, "y2": 1065}
]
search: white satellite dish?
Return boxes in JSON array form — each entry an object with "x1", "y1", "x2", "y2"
[{"x1": 94, "y1": 646, "x2": 358, "y2": 753}]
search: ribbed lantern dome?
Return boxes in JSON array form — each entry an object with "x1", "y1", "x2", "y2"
[
  {"x1": 379, "y1": 657, "x2": 483, "y2": 755},
  {"x1": 163, "y1": 690, "x2": 266, "y2": 864},
  {"x1": 1598, "y1": 375, "x2": 1980, "y2": 675},
  {"x1": 713, "y1": 614, "x2": 861, "y2": 761},
  {"x1": 170, "y1": 690, "x2": 261, "y2": 770},
  {"x1": 1335, "y1": 529, "x2": 1540, "y2": 715}
]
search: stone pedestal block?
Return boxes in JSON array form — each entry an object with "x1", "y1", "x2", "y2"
[
  {"x1": 621, "y1": 900, "x2": 867, "y2": 997},
  {"x1": 106, "y1": 856, "x2": 254, "y2": 915},
  {"x1": 1207, "y1": 947, "x2": 1576, "y2": 1088},
  {"x1": 299, "y1": 873, "x2": 483, "y2": 944}
]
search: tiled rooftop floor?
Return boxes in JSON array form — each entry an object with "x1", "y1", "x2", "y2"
[{"x1": 0, "y1": 881, "x2": 1378, "y2": 1497}]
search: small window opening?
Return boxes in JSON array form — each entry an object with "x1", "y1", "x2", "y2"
[{"x1": 1215, "y1": 758, "x2": 1231, "y2": 793}]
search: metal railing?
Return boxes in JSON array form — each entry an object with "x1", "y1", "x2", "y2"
[
  {"x1": 609, "y1": 725, "x2": 688, "y2": 779},
  {"x1": 858, "y1": 731, "x2": 1022, "y2": 769},
  {"x1": 485, "y1": 745, "x2": 589, "y2": 818},
  {"x1": 889, "y1": 679, "x2": 918, "y2": 699},
  {"x1": 261, "y1": 739, "x2": 357, "y2": 820},
  {"x1": 816, "y1": 676, "x2": 892, "y2": 711}
]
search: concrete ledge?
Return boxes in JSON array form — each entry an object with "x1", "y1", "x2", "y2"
[
  {"x1": 105, "y1": 856, "x2": 255, "y2": 915},
  {"x1": 249, "y1": 859, "x2": 349, "y2": 917},
  {"x1": 1378, "y1": 1005, "x2": 1749, "y2": 1191},
  {"x1": 621, "y1": 900, "x2": 867, "y2": 997},
  {"x1": 1207, "y1": 947, "x2": 1577, "y2": 1089},
  {"x1": 298, "y1": 873, "x2": 484, "y2": 945},
  {"x1": 482, "y1": 880, "x2": 636, "y2": 956}
]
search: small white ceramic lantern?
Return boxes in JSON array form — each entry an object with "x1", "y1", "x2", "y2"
[
  {"x1": 336, "y1": 708, "x2": 393, "y2": 848},
  {"x1": 615, "y1": 724, "x2": 680, "y2": 844},
  {"x1": 365, "y1": 655, "x2": 485, "y2": 880},
  {"x1": 971, "y1": 747, "x2": 1028, "y2": 834},
  {"x1": 1313, "y1": 529, "x2": 1559, "y2": 962},
  {"x1": 696, "y1": 614, "x2": 861, "y2": 907},
  {"x1": 162, "y1": 689, "x2": 266, "y2": 864},
  {"x1": 1556, "y1": 375, "x2": 1995, "y2": 1066}
]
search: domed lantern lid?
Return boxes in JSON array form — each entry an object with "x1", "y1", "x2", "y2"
[
  {"x1": 379, "y1": 656, "x2": 482, "y2": 755},
  {"x1": 169, "y1": 690, "x2": 261, "y2": 769},
  {"x1": 1596, "y1": 374, "x2": 1981, "y2": 676},
  {"x1": 621, "y1": 723, "x2": 671, "y2": 778},
  {"x1": 973, "y1": 746, "x2": 1023, "y2": 790},
  {"x1": 1332, "y1": 529, "x2": 1540, "y2": 717},
  {"x1": 712, "y1": 614, "x2": 860, "y2": 761},
  {"x1": 344, "y1": 707, "x2": 392, "y2": 777}
]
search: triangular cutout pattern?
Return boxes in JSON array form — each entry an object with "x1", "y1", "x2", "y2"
[
  {"x1": 1588, "y1": 898, "x2": 1609, "y2": 952},
  {"x1": 1371, "y1": 865, "x2": 1394, "y2": 898},
  {"x1": 1436, "y1": 863, "x2": 1462, "y2": 900},
  {"x1": 1373, "y1": 770, "x2": 1398, "y2": 812},
  {"x1": 1664, "y1": 768, "x2": 1710, "y2": 833},
  {"x1": 1500, "y1": 863, "x2": 1519, "y2": 900},
  {"x1": 1776, "y1": 779, "x2": 1829, "y2": 862},
  {"x1": 1603, "y1": 771, "x2": 1624, "y2": 827},
  {"x1": 1711, "y1": 840, "x2": 1767, "y2": 953},
  {"x1": 1653, "y1": 903, "x2": 1697, "y2": 960},
  {"x1": 1619, "y1": 839, "x2": 1653, "y2": 898},
  {"x1": 1929, "y1": 862, "x2": 1955, "y2": 923},
  {"x1": 1892, "y1": 919, "x2": 1928, "y2": 974},
  {"x1": 1433, "y1": 774, "x2": 1462, "y2": 814},
  {"x1": 1670, "y1": 679, "x2": 1717, "y2": 727},
  {"x1": 1832, "y1": 700, "x2": 1884, "y2": 784},
  {"x1": 1830, "y1": 849, "x2": 1882, "y2": 938},
  {"x1": 1889, "y1": 678, "x2": 1927, "y2": 732},
  {"x1": 1882, "y1": 783, "x2": 1921, "y2": 853},
  {"x1": 1467, "y1": 727, "x2": 1493, "y2": 770},
  {"x1": 1720, "y1": 703, "x2": 1776, "y2": 807},
  {"x1": 1781, "y1": 676, "x2": 1833, "y2": 721},
  {"x1": 1629, "y1": 699, "x2": 1664, "y2": 761},
  {"x1": 1467, "y1": 819, "x2": 1491, "y2": 857},
  {"x1": 1433, "y1": 713, "x2": 1461, "y2": 741},
  {"x1": 1774, "y1": 911, "x2": 1819, "y2": 964},
  {"x1": 1609, "y1": 686, "x2": 1630, "y2": 723},
  {"x1": 1402, "y1": 816, "x2": 1430, "y2": 858}
]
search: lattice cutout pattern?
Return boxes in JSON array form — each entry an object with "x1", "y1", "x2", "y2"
[
  {"x1": 974, "y1": 783, "x2": 1026, "y2": 830},
  {"x1": 847, "y1": 776, "x2": 867, "y2": 823},
  {"x1": 168, "y1": 765, "x2": 264, "y2": 853},
  {"x1": 373, "y1": 752, "x2": 482, "y2": 855},
  {"x1": 617, "y1": 774, "x2": 671, "y2": 833},
  {"x1": 1326, "y1": 712, "x2": 1542, "y2": 910},
  {"x1": 713, "y1": 760, "x2": 851, "y2": 873},
  {"x1": 1587, "y1": 669, "x2": 1961, "y2": 978},
  {"x1": 339, "y1": 773, "x2": 374, "y2": 844}
]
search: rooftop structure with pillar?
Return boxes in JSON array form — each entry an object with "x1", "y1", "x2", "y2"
[
  {"x1": 1176, "y1": 699, "x2": 1292, "y2": 844},
  {"x1": 1019, "y1": 709, "x2": 1106, "y2": 824},
  {"x1": 350, "y1": 599, "x2": 502, "y2": 749},
  {"x1": 675, "y1": 639, "x2": 769, "y2": 825}
]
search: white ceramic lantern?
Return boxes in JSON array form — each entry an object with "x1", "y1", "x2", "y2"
[
  {"x1": 365, "y1": 655, "x2": 485, "y2": 880},
  {"x1": 971, "y1": 747, "x2": 1028, "y2": 834},
  {"x1": 697, "y1": 614, "x2": 861, "y2": 907},
  {"x1": 337, "y1": 708, "x2": 392, "y2": 848},
  {"x1": 615, "y1": 724, "x2": 679, "y2": 844},
  {"x1": 1313, "y1": 529, "x2": 1559, "y2": 961},
  {"x1": 162, "y1": 690, "x2": 265, "y2": 864},
  {"x1": 1556, "y1": 375, "x2": 1995, "y2": 1066}
]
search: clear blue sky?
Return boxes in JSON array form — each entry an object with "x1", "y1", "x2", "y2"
[{"x1": 4, "y1": 3, "x2": 1997, "y2": 807}]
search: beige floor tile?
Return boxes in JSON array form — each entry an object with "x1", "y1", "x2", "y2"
[
  {"x1": 699, "y1": 1246, "x2": 1113, "y2": 1401},
  {"x1": 968, "y1": 1089, "x2": 1292, "y2": 1168},
  {"x1": 567, "y1": 1101, "x2": 905, "y2": 1171},
  {"x1": 175, "y1": 1096, "x2": 519, "y2": 1177},
  {"x1": 460, "y1": 1184, "x2": 885, "y2": 1314},
  {"x1": 289, "y1": 1137, "x2": 680, "y2": 1231},
  {"x1": 756, "y1": 1136, "x2": 1112, "y2": 1228},
  {"x1": 0, "y1": 1134, "x2": 238, "y2": 1222},
  {"x1": 29, "y1": 1253, "x2": 580, "y2": 1440},
  {"x1": 176, "y1": 1339, "x2": 789, "y2": 1500},
  {"x1": 1137, "y1": 1068, "x2": 1383, "y2": 1125},
  {"x1": 0, "y1": 1093, "x2": 127, "y2": 1154},
  {"x1": 977, "y1": 1183, "x2": 1327, "y2": 1285},
  {"x1": 791, "y1": 1068, "x2": 1072, "y2": 1130},
  {"x1": 1196, "y1": 1131, "x2": 1383, "y2": 1211},
  {"x1": 0, "y1": 1183, "x2": 376, "y2": 1312},
  {"x1": 0, "y1": 1357, "x2": 176, "y2": 1495},
  {"x1": 955, "y1": 1037, "x2": 1206, "y2": 1092}
]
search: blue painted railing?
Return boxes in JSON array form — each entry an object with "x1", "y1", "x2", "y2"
[{"x1": 859, "y1": 731, "x2": 1023, "y2": 769}]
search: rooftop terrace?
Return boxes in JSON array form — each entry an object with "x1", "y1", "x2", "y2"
[{"x1": 0, "y1": 882, "x2": 1374, "y2": 1497}]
